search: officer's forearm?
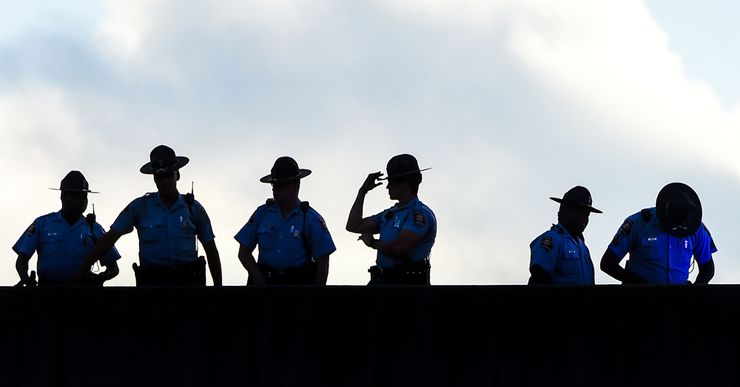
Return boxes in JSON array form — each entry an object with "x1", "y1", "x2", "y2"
[
  {"x1": 600, "y1": 250, "x2": 644, "y2": 284},
  {"x1": 528, "y1": 265, "x2": 552, "y2": 285},
  {"x1": 15, "y1": 254, "x2": 31, "y2": 281},
  {"x1": 203, "y1": 241, "x2": 222, "y2": 286},
  {"x1": 98, "y1": 262, "x2": 119, "y2": 282},
  {"x1": 695, "y1": 259, "x2": 715, "y2": 284},
  {"x1": 314, "y1": 255, "x2": 329, "y2": 285},
  {"x1": 238, "y1": 245, "x2": 261, "y2": 276},
  {"x1": 83, "y1": 231, "x2": 121, "y2": 270},
  {"x1": 346, "y1": 191, "x2": 369, "y2": 233}
]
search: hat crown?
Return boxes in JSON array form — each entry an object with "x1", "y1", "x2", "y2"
[
  {"x1": 59, "y1": 170, "x2": 90, "y2": 192},
  {"x1": 562, "y1": 186, "x2": 593, "y2": 206},
  {"x1": 150, "y1": 145, "x2": 178, "y2": 171},
  {"x1": 655, "y1": 182, "x2": 702, "y2": 237},
  {"x1": 386, "y1": 154, "x2": 421, "y2": 180},
  {"x1": 270, "y1": 157, "x2": 301, "y2": 180}
]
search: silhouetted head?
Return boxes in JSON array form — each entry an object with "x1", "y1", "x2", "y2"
[
  {"x1": 53, "y1": 171, "x2": 95, "y2": 217},
  {"x1": 140, "y1": 145, "x2": 188, "y2": 195},
  {"x1": 260, "y1": 157, "x2": 311, "y2": 207},
  {"x1": 551, "y1": 186, "x2": 601, "y2": 235},
  {"x1": 656, "y1": 182, "x2": 702, "y2": 237},
  {"x1": 382, "y1": 154, "x2": 429, "y2": 200}
]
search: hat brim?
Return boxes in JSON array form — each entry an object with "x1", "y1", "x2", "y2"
[
  {"x1": 49, "y1": 188, "x2": 99, "y2": 194},
  {"x1": 140, "y1": 156, "x2": 190, "y2": 174},
  {"x1": 655, "y1": 183, "x2": 702, "y2": 237},
  {"x1": 260, "y1": 169, "x2": 312, "y2": 184},
  {"x1": 550, "y1": 197, "x2": 602, "y2": 213},
  {"x1": 378, "y1": 168, "x2": 431, "y2": 181}
]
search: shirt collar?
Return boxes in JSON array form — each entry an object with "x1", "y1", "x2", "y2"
[
  {"x1": 555, "y1": 223, "x2": 584, "y2": 243},
  {"x1": 153, "y1": 192, "x2": 187, "y2": 211},
  {"x1": 53, "y1": 211, "x2": 85, "y2": 228},
  {"x1": 395, "y1": 197, "x2": 420, "y2": 211},
  {"x1": 267, "y1": 199, "x2": 304, "y2": 217}
]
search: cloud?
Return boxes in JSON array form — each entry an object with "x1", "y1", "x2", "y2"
[{"x1": 0, "y1": 0, "x2": 737, "y2": 285}]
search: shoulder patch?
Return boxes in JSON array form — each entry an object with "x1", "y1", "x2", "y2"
[
  {"x1": 318, "y1": 216, "x2": 329, "y2": 233},
  {"x1": 541, "y1": 236, "x2": 553, "y2": 251},
  {"x1": 24, "y1": 222, "x2": 36, "y2": 236},
  {"x1": 414, "y1": 211, "x2": 427, "y2": 228},
  {"x1": 619, "y1": 219, "x2": 634, "y2": 236}
]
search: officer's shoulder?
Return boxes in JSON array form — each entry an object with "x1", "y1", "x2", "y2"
[
  {"x1": 34, "y1": 212, "x2": 57, "y2": 226},
  {"x1": 251, "y1": 199, "x2": 275, "y2": 217},
  {"x1": 531, "y1": 228, "x2": 560, "y2": 249},
  {"x1": 190, "y1": 197, "x2": 207, "y2": 210},
  {"x1": 256, "y1": 198, "x2": 275, "y2": 210},
  {"x1": 542, "y1": 226, "x2": 564, "y2": 239},
  {"x1": 132, "y1": 193, "x2": 156, "y2": 206},
  {"x1": 624, "y1": 209, "x2": 649, "y2": 224},
  {"x1": 300, "y1": 202, "x2": 322, "y2": 217},
  {"x1": 413, "y1": 199, "x2": 434, "y2": 212}
]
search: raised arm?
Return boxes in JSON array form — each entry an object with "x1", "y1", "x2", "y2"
[{"x1": 346, "y1": 172, "x2": 383, "y2": 234}]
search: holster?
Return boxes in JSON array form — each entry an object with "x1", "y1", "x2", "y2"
[{"x1": 133, "y1": 256, "x2": 207, "y2": 286}]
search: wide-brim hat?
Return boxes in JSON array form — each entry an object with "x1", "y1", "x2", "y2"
[
  {"x1": 656, "y1": 182, "x2": 702, "y2": 237},
  {"x1": 550, "y1": 186, "x2": 602, "y2": 213},
  {"x1": 378, "y1": 154, "x2": 431, "y2": 181},
  {"x1": 260, "y1": 156, "x2": 312, "y2": 184},
  {"x1": 50, "y1": 170, "x2": 98, "y2": 193},
  {"x1": 140, "y1": 145, "x2": 189, "y2": 174}
]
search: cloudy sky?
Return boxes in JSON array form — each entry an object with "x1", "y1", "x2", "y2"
[{"x1": 1, "y1": 0, "x2": 738, "y2": 285}]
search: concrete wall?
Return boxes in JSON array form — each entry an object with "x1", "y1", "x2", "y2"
[{"x1": 2, "y1": 285, "x2": 738, "y2": 387}]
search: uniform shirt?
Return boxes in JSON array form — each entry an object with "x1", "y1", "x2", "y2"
[
  {"x1": 234, "y1": 200, "x2": 336, "y2": 269},
  {"x1": 609, "y1": 207, "x2": 717, "y2": 284},
  {"x1": 372, "y1": 197, "x2": 437, "y2": 268},
  {"x1": 13, "y1": 211, "x2": 121, "y2": 284},
  {"x1": 111, "y1": 192, "x2": 215, "y2": 268},
  {"x1": 529, "y1": 224, "x2": 594, "y2": 285}
]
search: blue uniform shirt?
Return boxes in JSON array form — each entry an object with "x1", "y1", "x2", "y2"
[
  {"x1": 234, "y1": 200, "x2": 336, "y2": 269},
  {"x1": 111, "y1": 193, "x2": 215, "y2": 268},
  {"x1": 372, "y1": 197, "x2": 437, "y2": 268},
  {"x1": 529, "y1": 224, "x2": 594, "y2": 285},
  {"x1": 609, "y1": 208, "x2": 717, "y2": 284},
  {"x1": 13, "y1": 212, "x2": 121, "y2": 284}
]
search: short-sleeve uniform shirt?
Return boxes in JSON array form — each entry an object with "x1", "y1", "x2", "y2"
[
  {"x1": 111, "y1": 193, "x2": 215, "y2": 268},
  {"x1": 13, "y1": 211, "x2": 121, "y2": 284}
]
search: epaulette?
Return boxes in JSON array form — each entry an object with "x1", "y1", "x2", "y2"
[{"x1": 640, "y1": 208, "x2": 652, "y2": 222}]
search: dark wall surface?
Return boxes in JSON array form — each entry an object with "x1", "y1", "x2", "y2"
[{"x1": 1, "y1": 285, "x2": 738, "y2": 387}]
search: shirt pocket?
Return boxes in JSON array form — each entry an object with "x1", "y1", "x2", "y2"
[
  {"x1": 256, "y1": 225, "x2": 277, "y2": 252},
  {"x1": 40, "y1": 233, "x2": 64, "y2": 256},
  {"x1": 640, "y1": 236, "x2": 664, "y2": 262},
  {"x1": 140, "y1": 219, "x2": 164, "y2": 243},
  {"x1": 559, "y1": 250, "x2": 581, "y2": 275}
]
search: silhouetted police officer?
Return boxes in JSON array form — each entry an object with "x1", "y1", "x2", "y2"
[
  {"x1": 601, "y1": 182, "x2": 716, "y2": 284},
  {"x1": 75, "y1": 145, "x2": 222, "y2": 286},
  {"x1": 346, "y1": 154, "x2": 436, "y2": 285},
  {"x1": 529, "y1": 186, "x2": 602, "y2": 285},
  {"x1": 235, "y1": 157, "x2": 336, "y2": 285},
  {"x1": 14, "y1": 171, "x2": 121, "y2": 286}
]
